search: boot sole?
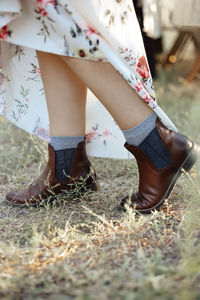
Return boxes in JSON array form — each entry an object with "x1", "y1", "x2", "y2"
[
  {"x1": 123, "y1": 142, "x2": 200, "y2": 214},
  {"x1": 5, "y1": 182, "x2": 100, "y2": 208}
]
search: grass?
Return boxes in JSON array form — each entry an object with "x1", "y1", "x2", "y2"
[{"x1": 0, "y1": 63, "x2": 200, "y2": 300}]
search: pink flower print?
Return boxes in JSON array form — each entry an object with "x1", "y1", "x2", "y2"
[
  {"x1": 25, "y1": 98, "x2": 30, "y2": 102},
  {"x1": 36, "y1": 67, "x2": 41, "y2": 76},
  {"x1": 100, "y1": 129, "x2": 112, "y2": 144},
  {"x1": 102, "y1": 129, "x2": 112, "y2": 138},
  {"x1": 135, "y1": 82, "x2": 142, "y2": 93},
  {"x1": 136, "y1": 56, "x2": 150, "y2": 79},
  {"x1": 33, "y1": 127, "x2": 50, "y2": 141},
  {"x1": 144, "y1": 94, "x2": 152, "y2": 103},
  {"x1": 39, "y1": 8, "x2": 47, "y2": 16},
  {"x1": 84, "y1": 25, "x2": 99, "y2": 38},
  {"x1": 85, "y1": 130, "x2": 97, "y2": 143},
  {"x1": 0, "y1": 26, "x2": 12, "y2": 41},
  {"x1": 35, "y1": 0, "x2": 54, "y2": 16}
]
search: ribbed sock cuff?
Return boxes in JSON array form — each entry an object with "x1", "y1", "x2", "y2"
[
  {"x1": 50, "y1": 135, "x2": 84, "y2": 151},
  {"x1": 123, "y1": 112, "x2": 157, "y2": 146}
]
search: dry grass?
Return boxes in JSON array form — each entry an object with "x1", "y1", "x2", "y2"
[{"x1": 0, "y1": 64, "x2": 200, "y2": 300}]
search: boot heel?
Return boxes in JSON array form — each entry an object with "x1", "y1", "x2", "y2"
[{"x1": 182, "y1": 143, "x2": 200, "y2": 172}]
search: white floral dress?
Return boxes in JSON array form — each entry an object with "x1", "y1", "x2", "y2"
[{"x1": 0, "y1": 0, "x2": 176, "y2": 159}]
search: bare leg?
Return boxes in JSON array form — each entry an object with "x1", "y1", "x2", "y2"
[
  {"x1": 37, "y1": 51, "x2": 87, "y2": 136},
  {"x1": 6, "y1": 52, "x2": 100, "y2": 205},
  {"x1": 62, "y1": 57, "x2": 152, "y2": 130}
]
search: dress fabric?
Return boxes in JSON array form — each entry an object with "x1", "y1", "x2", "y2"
[{"x1": 0, "y1": 0, "x2": 176, "y2": 159}]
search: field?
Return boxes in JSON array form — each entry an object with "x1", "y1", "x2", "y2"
[{"x1": 0, "y1": 64, "x2": 200, "y2": 300}]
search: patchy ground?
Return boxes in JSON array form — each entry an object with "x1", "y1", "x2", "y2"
[{"x1": 0, "y1": 64, "x2": 200, "y2": 300}]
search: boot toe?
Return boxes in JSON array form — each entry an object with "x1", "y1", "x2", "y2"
[
  {"x1": 5, "y1": 191, "x2": 27, "y2": 205},
  {"x1": 6, "y1": 191, "x2": 17, "y2": 201}
]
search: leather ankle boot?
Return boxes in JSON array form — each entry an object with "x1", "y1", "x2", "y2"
[
  {"x1": 121, "y1": 118, "x2": 200, "y2": 213},
  {"x1": 6, "y1": 141, "x2": 100, "y2": 205}
]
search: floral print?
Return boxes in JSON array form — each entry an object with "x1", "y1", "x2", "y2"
[
  {"x1": 0, "y1": 26, "x2": 12, "y2": 41},
  {"x1": 85, "y1": 124, "x2": 99, "y2": 144},
  {"x1": 34, "y1": 0, "x2": 57, "y2": 42},
  {"x1": 85, "y1": 124, "x2": 113, "y2": 146},
  {"x1": 0, "y1": 0, "x2": 176, "y2": 159},
  {"x1": 99, "y1": 129, "x2": 113, "y2": 145},
  {"x1": 136, "y1": 56, "x2": 150, "y2": 79},
  {"x1": 33, "y1": 117, "x2": 50, "y2": 140}
]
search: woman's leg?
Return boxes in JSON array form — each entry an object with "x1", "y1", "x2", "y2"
[
  {"x1": 36, "y1": 51, "x2": 87, "y2": 136},
  {"x1": 62, "y1": 57, "x2": 152, "y2": 130},
  {"x1": 6, "y1": 52, "x2": 99, "y2": 205},
  {"x1": 62, "y1": 56, "x2": 158, "y2": 149},
  {"x1": 62, "y1": 57, "x2": 157, "y2": 147}
]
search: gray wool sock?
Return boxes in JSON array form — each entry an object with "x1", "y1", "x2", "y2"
[
  {"x1": 50, "y1": 135, "x2": 85, "y2": 151},
  {"x1": 123, "y1": 112, "x2": 157, "y2": 146}
]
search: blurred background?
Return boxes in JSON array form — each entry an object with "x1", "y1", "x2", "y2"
[{"x1": 133, "y1": 0, "x2": 200, "y2": 81}]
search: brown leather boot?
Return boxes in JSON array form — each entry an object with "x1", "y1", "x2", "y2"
[
  {"x1": 121, "y1": 119, "x2": 200, "y2": 213},
  {"x1": 6, "y1": 141, "x2": 100, "y2": 205}
]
